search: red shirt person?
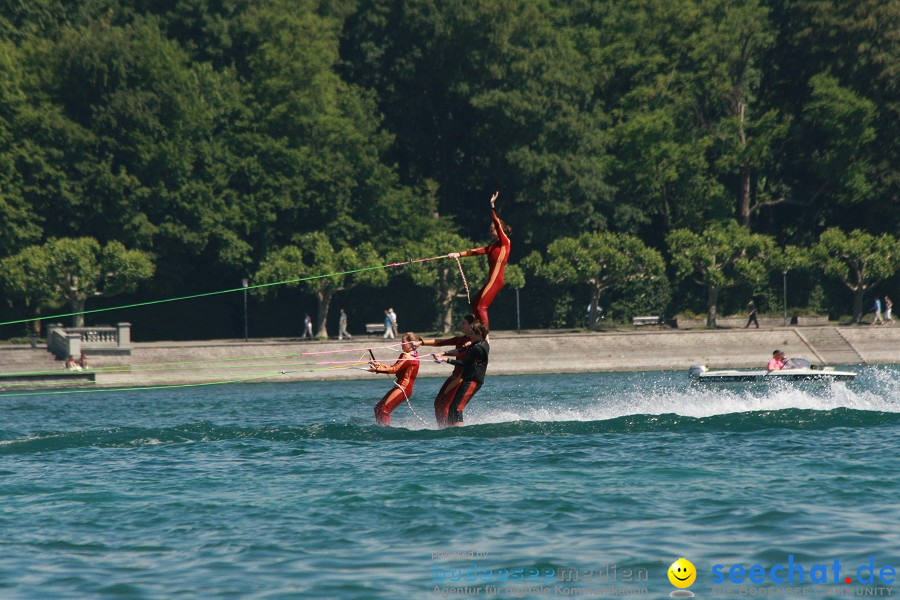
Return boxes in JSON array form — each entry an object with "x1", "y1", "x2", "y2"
[
  {"x1": 767, "y1": 350, "x2": 786, "y2": 371},
  {"x1": 370, "y1": 334, "x2": 422, "y2": 426},
  {"x1": 449, "y1": 192, "x2": 511, "y2": 330}
]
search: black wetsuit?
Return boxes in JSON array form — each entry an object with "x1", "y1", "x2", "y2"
[{"x1": 446, "y1": 340, "x2": 489, "y2": 424}]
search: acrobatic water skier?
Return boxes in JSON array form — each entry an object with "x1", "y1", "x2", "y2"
[
  {"x1": 433, "y1": 321, "x2": 489, "y2": 427},
  {"x1": 369, "y1": 333, "x2": 423, "y2": 426},
  {"x1": 419, "y1": 314, "x2": 477, "y2": 428},
  {"x1": 448, "y1": 191, "x2": 511, "y2": 330}
]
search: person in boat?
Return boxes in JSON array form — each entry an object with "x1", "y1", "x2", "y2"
[
  {"x1": 447, "y1": 191, "x2": 511, "y2": 330},
  {"x1": 419, "y1": 314, "x2": 476, "y2": 427},
  {"x1": 767, "y1": 350, "x2": 786, "y2": 371},
  {"x1": 369, "y1": 332, "x2": 423, "y2": 426},
  {"x1": 433, "y1": 321, "x2": 489, "y2": 427}
]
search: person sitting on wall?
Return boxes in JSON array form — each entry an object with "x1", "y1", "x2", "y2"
[{"x1": 65, "y1": 355, "x2": 82, "y2": 371}]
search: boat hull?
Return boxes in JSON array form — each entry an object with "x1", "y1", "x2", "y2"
[{"x1": 689, "y1": 367, "x2": 856, "y2": 383}]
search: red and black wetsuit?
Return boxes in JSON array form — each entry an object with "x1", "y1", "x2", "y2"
[
  {"x1": 446, "y1": 340, "x2": 489, "y2": 425},
  {"x1": 429, "y1": 335, "x2": 472, "y2": 427},
  {"x1": 373, "y1": 350, "x2": 419, "y2": 426},
  {"x1": 459, "y1": 208, "x2": 511, "y2": 329}
]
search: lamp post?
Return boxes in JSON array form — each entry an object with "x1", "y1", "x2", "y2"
[
  {"x1": 782, "y1": 270, "x2": 788, "y2": 327},
  {"x1": 516, "y1": 288, "x2": 521, "y2": 333},
  {"x1": 242, "y1": 278, "x2": 249, "y2": 342}
]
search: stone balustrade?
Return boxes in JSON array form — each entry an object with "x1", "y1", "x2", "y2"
[{"x1": 47, "y1": 323, "x2": 132, "y2": 358}]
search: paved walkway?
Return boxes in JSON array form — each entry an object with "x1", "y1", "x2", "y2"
[{"x1": 2, "y1": 325, "x2": 897, "y2": 388}]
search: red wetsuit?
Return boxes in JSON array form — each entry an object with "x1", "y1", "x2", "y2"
[
  {"x1": 373, "y1": 350, "x2": 419, "y2": 426},
  {"x1": 446, "y1": 340, "x2": 489, "y2": 425},
  {"x1": 428, "y1": 335, "x2": 472, "y2": 427},
  {"x1": 459, "y1": 207, "x2": 511, "y2": 329}
]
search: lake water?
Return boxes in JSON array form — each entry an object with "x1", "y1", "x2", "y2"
[{"x1": 2, "y1": 366, "x2": 899, "y2": 598}]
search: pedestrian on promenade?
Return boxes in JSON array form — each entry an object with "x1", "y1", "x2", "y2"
[
  {"x1": 745, "y1": 300, "x2": 759, "y2": 328},
  {"x1": 885, "y1": 295, "x2": 893, "y2": 323},
  {"x1": 383, "y1": 310, "x2": 395, "y2": 339},
  {"x1": 872, "y1": 297, "x2": 884, "y2": 326},
  {"x1": 338, "y1": 308, "x2": 352, "y2": 340},
  {"x1": 388, "y1": 307, "x2": 398, "y2": 337},
  {"x1": 302, "y1": 313, "x2": 314, "y2": 340}
]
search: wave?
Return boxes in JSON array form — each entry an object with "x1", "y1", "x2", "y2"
[{"x1": 3, "y1": 408, "x2": 900, "y2": 455}]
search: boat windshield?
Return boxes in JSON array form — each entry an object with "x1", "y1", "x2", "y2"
[{"x1": 783, "y1": 358, "x2": 811, "y2": 369}]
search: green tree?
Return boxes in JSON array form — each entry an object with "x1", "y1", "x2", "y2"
[
  {"x1": 667, "y1": 222, "x2": 776, "y2": 326},
  {"x1": 764, "y1": 0, "x2": 899, "y2": 234},
  {"x1": 253, "y1": 233, "x2": 386, "y2": 338},
  {"x1": 341, "y1": 0, "x2": 614, "y2": 244},
  {"x1": 810, "y1": 228, "x2": 900, "y2": 323},
  {"x1": 0, "y1": 245, "x2": 57, "y2": 336},
  {"x1": 394, "y1": 232, "x2": 486, "y2": 333},
  {"x1": 233, "y1": 0, "x2": 403, "y2": 252},
  {"x1": 530, "y1": 232, "x2": 667, "y2": 328},
  {"x1": 0, "y1": 40, "x2": 43, "y2": 255},
  {"x1": 684, "y1": 0, "x2": 787, "y2": 225},
  {"x1": 801, "y1": 74, "x2": 877, "y2": 207},
  {"x1": 2, "y1": 237, "x2": 155, "y2": 327}
]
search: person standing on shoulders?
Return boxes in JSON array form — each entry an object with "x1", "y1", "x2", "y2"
[{"x1": 448, "y1": 191, "x2": 511, "y2": 330}]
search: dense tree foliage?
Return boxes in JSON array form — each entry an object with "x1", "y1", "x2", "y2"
[
  {"x1": 0, "y1": 0, "x2": 896, "y2": 338},
  {"x1": 1, "y1": 237, "x2": 155, "y2": 327},
  {"x1": 811, "y1": 229, "x2": 900, "y2": 323}
]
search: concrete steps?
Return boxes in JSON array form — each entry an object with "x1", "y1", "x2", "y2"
[
  {"x1": 0, "y1": 345, "x2": 62, "y2": 374},
  {"x1": 793, "y1": 327, "x2": 865, "y2": 365}
]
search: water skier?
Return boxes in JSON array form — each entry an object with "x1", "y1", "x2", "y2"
[
  {"x1": 433, "y1": 322, "x2": 489, "y2": 427},
  {"x1": 448, "y1": 192, "x2": 511, "y2": 330},
  {"x1": 369, "y1": 333, "x2": 423, "y2": 426},
  {"x1": 419, "y1": 314, "x2": 476, "y2": 427}
]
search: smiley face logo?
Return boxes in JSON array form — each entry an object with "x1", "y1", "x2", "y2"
[{"x1": 668, "y1": 558, "x2": 697, "y2": 588}]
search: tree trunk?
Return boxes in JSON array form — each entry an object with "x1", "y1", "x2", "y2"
[
  {"x1": 707, "y1": 285, "x2": 720, "y2": 327},
  {"x1": 71, "y1": 298, "x2": 85, "y2": 328},
  {"x1": 737, "y1": 102, "x2": 752, "y2": 226},
  {"x1": 853, "y1": 287, "x2": 865, "y2": 323},
  {"x1": 439, "y1": 286, "x2": 457, "y2": 333},
  {"x1": 588, "y1": 286, "x2": 603, "y2": 330},
  {"x1": 315, "y1": 290, "x2": 333, "y2": 338}
]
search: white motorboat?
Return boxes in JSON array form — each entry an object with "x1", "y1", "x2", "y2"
[{"x1": 689, "y1": 359, "x2": 856, "y2": 383}]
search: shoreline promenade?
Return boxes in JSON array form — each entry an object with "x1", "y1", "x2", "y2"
[{"x1": 2, "y1": 325, "x2": 897, "y2": 389}]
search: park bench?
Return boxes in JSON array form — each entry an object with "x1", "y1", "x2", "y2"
[
  {"x1": 632, "y1": 316, "x2": 663, "y2": 329},
  {"x1": 365, "y1": 323, "x2": 386, "y2": 335}
]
